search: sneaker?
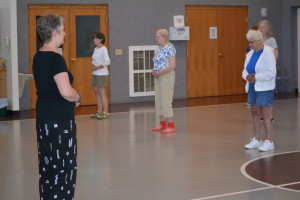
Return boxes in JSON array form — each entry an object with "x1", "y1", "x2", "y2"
[
  {"x1": 259, "y1": 140, "x2": 274, "y2": 152},
  {"x1": 97, "y1": 112, "x2": 110, "y2": 119},
  {"x1": 90, "y1": 112, "x2": 101, "y2": 118},
  {"x1": 161, "y1": 127, "x2": 176, "y2": 134},
  {"x1": 245, "y1": 137, "x2": 260, "y2": 149}
]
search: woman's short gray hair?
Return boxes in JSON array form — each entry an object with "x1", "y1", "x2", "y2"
[
  {"x1": 246, "y1": 29, "x2": 263, "y2": 41},
  {"x1": 37, "y1": 14, "x2": 64, "y2": 43}
]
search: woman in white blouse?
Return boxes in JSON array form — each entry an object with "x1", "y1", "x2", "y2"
[
  {"x1": 90, "y1": 32, "x2": 111, "y2": 119},
  {"x1": 242, "y1": 30, "x2": 276, "y2": 152}
]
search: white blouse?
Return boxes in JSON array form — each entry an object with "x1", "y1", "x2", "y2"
[{"x1": 92, "y1": 46, "x2": 111, "y2": 75}]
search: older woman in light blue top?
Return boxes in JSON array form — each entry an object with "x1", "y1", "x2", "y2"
[
  {"x1": 151, "y1": 29, "x2": 176, "y2": 134},
  {"x1": 242, "y1": 30, "x2": 276, "y2": 152}
]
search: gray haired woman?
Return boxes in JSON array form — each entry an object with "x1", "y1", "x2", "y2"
[
  {"x1": 258, "y1": 20, "x2": 279, "y2": 59},
  {"x1": 258, "y1": 20, "x2": 278, "y2": 123},
  {"x1": 242, "y1": 30, "x2": 276, "y2": 152},
  {"x1": 33, "y1": 14, "x2": 80, "y2": 200}
]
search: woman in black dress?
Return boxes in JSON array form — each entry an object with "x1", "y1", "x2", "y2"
[{"x1": 33, "y1": 14, "x2": 81, "y2": 200}]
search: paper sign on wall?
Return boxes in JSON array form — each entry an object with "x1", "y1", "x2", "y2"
[
  {"x1": 173, "y1": 15, "x2": 185, "y2": 27},
  {"x1": 210, "y1": 27, "x2": 218, "y2": 39},
  {"x1": 169, "y1": 27, "x2": 190, "y2": 40}
]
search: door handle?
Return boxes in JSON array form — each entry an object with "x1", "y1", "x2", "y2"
[
  {"x1": 218, "y1": 53, "x2": 224, "y2": 57},
  {"x1": 71, "y1": 57, "x2": 77, "y2": 62}
]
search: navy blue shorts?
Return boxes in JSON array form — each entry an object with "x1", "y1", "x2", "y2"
[{"x1": 248, "y1": 83, "x2": 274, "y2": 106}]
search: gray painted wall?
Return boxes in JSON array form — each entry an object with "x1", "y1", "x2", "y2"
[
  {"x1": 17, "y1": 0, "x2": 300, "y2": 109},
  {"x1": 280, "y1": 0, "x2": 300, "y2": 92}
]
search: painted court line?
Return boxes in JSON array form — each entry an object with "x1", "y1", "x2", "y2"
[
  {"x1": 190, "y1": 181, "x2": 300, "y2": 200},
  {"x1": 241, "y1": 151, "x2": 300, "y2": 192},
  {"x1": 189, "y1": 186, "x2": 273, "y2": 200},
  {"x1": 190, "y1": 151, "x2": 300, "y2": 200}
]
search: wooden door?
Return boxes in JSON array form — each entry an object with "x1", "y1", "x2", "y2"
[
  {"x1": 28, "y1": 5, "x2": 108, "y2": 108},
  {"x1": 186, "y1": 8, "x2": 219, "y2": 97},
  {"x1": 69, "y1": 7, "x2": 108, "y2": 105},
  {"x1": 217, "y1": 7, "x2": 248, "y2": 95},
  {"x1": 186, "y1": 6, "x2": 248, "y2": 98}
]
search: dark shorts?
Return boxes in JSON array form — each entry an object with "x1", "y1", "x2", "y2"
[
  {"x1": 91, "y1": 75, "x2": 108, "y2": 87},
  {"x1": 248, "y1": 83, "x2": 274, "y2": 106}
]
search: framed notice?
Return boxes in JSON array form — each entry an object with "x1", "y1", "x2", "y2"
[
  {"x1": 173, "y1": 15, "x2": 185, "y2": 27},
  {"x1": 209, "y1": 27, "x2": 218, "y2": 39}
]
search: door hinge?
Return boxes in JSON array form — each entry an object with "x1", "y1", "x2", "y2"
[
  {"x1": 105, "y1": 17, "x2": 108, "y2": 24},
  {"x1": 246, "y1": 17, "x2": 248, "y2": 23}
]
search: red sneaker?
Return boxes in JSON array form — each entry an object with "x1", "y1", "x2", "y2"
[{"x1": 161, "y1": 127, "x2": 176, "y2": 134}]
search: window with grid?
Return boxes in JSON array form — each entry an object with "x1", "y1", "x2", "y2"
[{"x1": 129, "y1": 45, "x2": 157, "y2": 97}]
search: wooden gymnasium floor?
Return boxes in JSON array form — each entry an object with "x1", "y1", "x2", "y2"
[{"x1": 0, "y1": 94, "x2": 300, "y2": 200}]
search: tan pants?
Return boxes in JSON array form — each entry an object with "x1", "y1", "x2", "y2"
[{"x1": 154, "y1": 70, "x2": 175, "y2": 118}]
